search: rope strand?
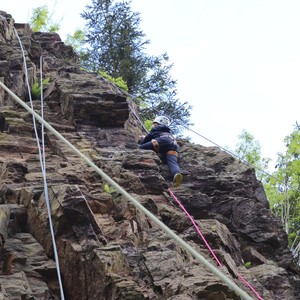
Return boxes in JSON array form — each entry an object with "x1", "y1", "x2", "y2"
[{"x1": 13, "y1": 28, "x2": 65, "y2": 300}]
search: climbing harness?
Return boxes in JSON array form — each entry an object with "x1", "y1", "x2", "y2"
[
  {"x1": 161, "y1": 132, "x2": 178, "y2": 146},
  {"x1": 150, "y1": 134, "x2": 178, "y2": 154},
  {"x1": 161, "y1": 132, "x2": 176, "y2": 140},
  {"x1": 151, "y1": 139, "x2": 179, "y2": 155},
  {"x1": 151, "y1": 139, "x2": 160, "y2": 152},
  {"x1": 166, "y1": 150, "x2": 178, "y2": 157},
  {"x1": 0, "y1": 80, "x2": 255, "y2": 300}
]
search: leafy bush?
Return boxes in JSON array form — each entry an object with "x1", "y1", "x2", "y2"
[
  {"x1": 98, "y1": 71, "x2": 128, "y2": 92},
  {"x1": 144, "y1": 120, "x2": 153, "y2": 132},
  {"x1": 29, "y1": 6, "x2": 60, "y2": 32},
  {"x1": 31, "y1": 78, "x2": 50, "y2": 99},
  {"x1": 103, "y1": 183, "x2": 116, "y2": 194}
]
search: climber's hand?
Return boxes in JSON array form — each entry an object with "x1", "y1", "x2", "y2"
[{"x1": 138, "y1": 135, "x2": 145, "y2": 144}]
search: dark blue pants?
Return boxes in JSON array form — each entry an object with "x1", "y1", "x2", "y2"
[
  {"x1": 165, "y1": 154, "x2": 180, "y2": 177},
  {"x1": 140, "y1": 141, "x2": 180, "y2": 177}
]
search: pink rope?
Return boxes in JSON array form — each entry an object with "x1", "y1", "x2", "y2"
[
  {"x1": 167, "y1": 188, "x2": 264, "y2": 300},
  {"x1": 238, "y1": 274, "x2": 264, "y2": 300},
  {"x1": 168, "y1": 188, "x2": 223, "y2": 266}
]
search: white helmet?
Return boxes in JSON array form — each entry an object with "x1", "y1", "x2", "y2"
[{"x1": 153, "y1": 115, "x2": 170, "y2": 126}]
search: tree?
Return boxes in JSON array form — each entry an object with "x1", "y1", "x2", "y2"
[
  {"x1": 81, "y1": 0, "x2": 192, "y2": 134},
  {"x1": 234, "y1": 129, "x2": 270, "y2": 182},
  {"x1": 234, "y1": 126, "x2": 300, "y2": 267},
  {"x1": 140, "y1": 90, "x2": 192, "y2": 136},
  {"x1": 264, "y1": 123, "x2": 300, "y2": 265},
  {"x1": 29, "y1": 6, "x2": 60, "y2": 32},
  {"x1": 81, "y1": 0, "x2": 149, "y2": 92},
  {"x1": 65, "y1": 29, "x2": 86, "y2": 52},
  {"x1": 64, "y1": 29, "x2": 90, "y2": 63}
]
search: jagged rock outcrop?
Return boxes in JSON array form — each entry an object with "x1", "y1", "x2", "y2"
[{"x1": 0, "y1": 11, "x2": 300, "y2": 300}]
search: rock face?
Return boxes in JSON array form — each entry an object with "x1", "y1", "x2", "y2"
[{"x1": 0, "y1": 11, "x2": 299, "y2": 300}]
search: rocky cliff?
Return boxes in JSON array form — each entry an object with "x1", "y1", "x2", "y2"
[{"x1": 0, "y1": 11, "x2": 299, "y2": 300}]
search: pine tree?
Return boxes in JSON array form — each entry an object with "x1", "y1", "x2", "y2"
[
  {"x1": 81, "y1": 0, "x2": 192, "y2": 134},
  {"x1": 81, "y1": 0, "x2": 147, "y2": 91}
]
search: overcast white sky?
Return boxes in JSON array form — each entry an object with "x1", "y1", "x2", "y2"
[{"x1": 2, "y1": 0, "x2": 300, "y2": 169}]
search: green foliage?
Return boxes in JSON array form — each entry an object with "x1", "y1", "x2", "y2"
[
  {"x1": 65, "y1": 29, "x2": 87, "y2": 60},
  {"x1": 265, "y1": 124, "x2": 300, "y2": 240},
  {"x1": 29, "y1": 6, "x2": 48, "y2": 32},
  {"x1": 235, "y1": 129, "x2": 270, "y2": 182},
  {"x1": 31, "y1": 83, "x2": 41, "y2": 99},
  {"x1": 244, "y1": 261, "x2": 251, "y2": 268},
  {"x1": 289, "y1": 231, "x2": 297, "y2": 245},
  {"x1": 31, "y1": 78, "x2": 50, "y2": 98},
  {"x1": 234, "y1": 125, "x2": 300, "y2": 266},
  {"x1": 29, "y1": 6, "x2": 60, "y2": 32},
  {"x1": 98, "y1": 71, "x2": 128, "y2": 92},
  {"x1": 81, "y1": 0, "x2": 192, "y2": 135},
  {"x1": 144, "y1": 120, "x2": 153, "y2": 132},
  {"x1": 65, "y1": 29, "x2": 85, "y2": 50},
  {"x1": 103, "y1": 183, "x2": 116, "y2": 194},
  {"x1": 235, "y1": 126, "x2": 299, "y2": 264}
]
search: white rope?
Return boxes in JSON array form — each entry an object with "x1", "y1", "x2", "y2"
[
  {"x1": 128, "y1": 101, "x2": 149, "y2": 133},
  {"x1": 40, "y1": 56, "x2": 46, "y2": 175},
  {"x1": 13, "y1": 28, "x2": 65, "y2": 300},
  {"x1": 0, "y1": 80, "x2": 254, "y2": 300},
  {"x1": 182, "y1": 124, "x2": 300, "y2": 196}
]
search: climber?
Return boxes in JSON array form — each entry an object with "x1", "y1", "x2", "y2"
[{"x1": 139, "y1": 115, "x2": 183, "y2": 187}]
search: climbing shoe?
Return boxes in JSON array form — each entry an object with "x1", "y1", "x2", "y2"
[{"x1": 173, "y1": 173, "x2": 183, "y2": 187}]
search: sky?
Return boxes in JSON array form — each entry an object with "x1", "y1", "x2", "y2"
[{"x1": 1, "y1": 0, "x2": 300, "y2": 170}]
